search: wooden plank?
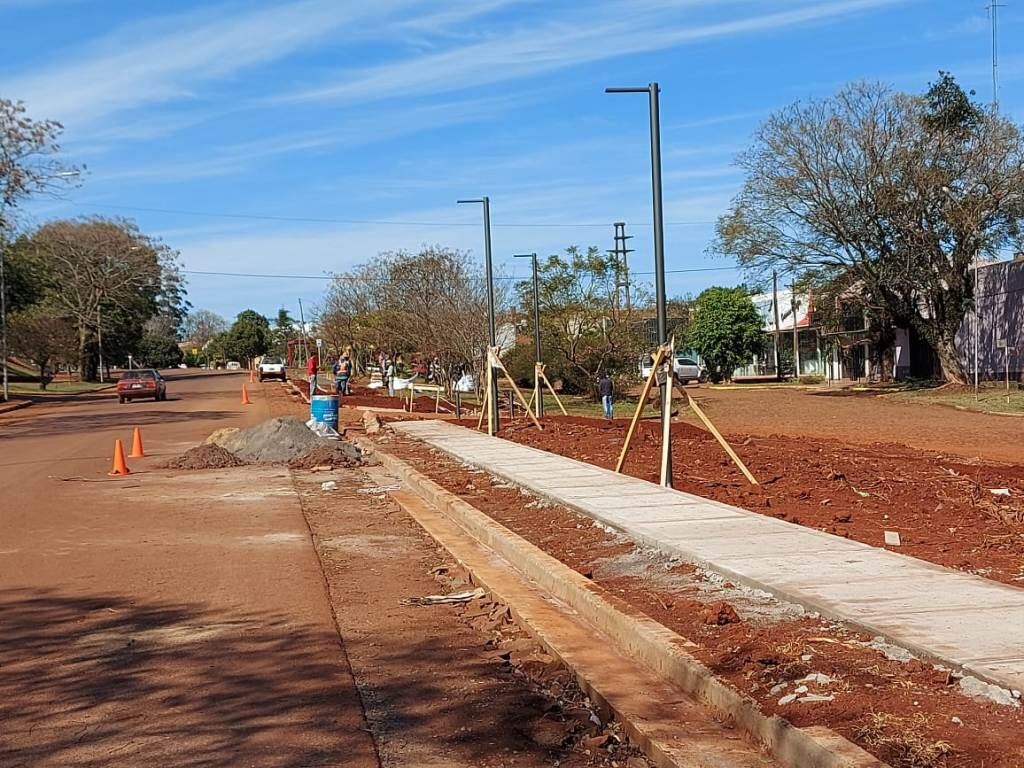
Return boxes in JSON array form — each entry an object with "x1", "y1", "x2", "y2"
[
  {"x1": 615, "y1": 346, "x2": 665, "y2": 473},
  {"x1": 686, "y1": 393, "x2": 759, "y2": 485},
  {"x1": 490, "y1": 349, "x2": 542, "y2": 431},
  {"x1": 540, "y1": 368, "x2": 568, "y2": 416}
]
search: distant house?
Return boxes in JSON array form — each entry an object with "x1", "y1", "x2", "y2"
[
  {"x1": 957, "y1": 256, "x2": 1024, "y2": 382},
  {"x1": 733, "y1": 255, "x2": 1024, "y2": 382},
  {"x1": 733, "y1": 289, "x2": 825, "y2": 379}
]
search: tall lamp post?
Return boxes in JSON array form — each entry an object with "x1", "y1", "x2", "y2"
[
  {"x1": 606, "y1": 82, "x2": 672, "y2": 487},
  {"x1": 514, "y1": 253, "x2": 543, "y2": 417},
  {"x1": 457, "y1": 196, "x2": 499, "y2": 433}
]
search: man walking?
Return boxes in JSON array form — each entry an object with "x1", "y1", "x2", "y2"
[
  {"x1": 598, "y1": 372, "x2": 614, "y2": 420},
  {"x1": 306, "y1": 351, "x2": 319, "y2": 398}
]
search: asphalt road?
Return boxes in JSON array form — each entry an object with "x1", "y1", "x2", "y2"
[{"x1": 0, "y1": 370, "x2": 379, "y2": 767}]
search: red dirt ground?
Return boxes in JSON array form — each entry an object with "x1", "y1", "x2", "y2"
[
  {"x1": 492, "y1": 416, "x2": 1024, "y2": 586},
  {"x1": 381, "y1": 434, "x2": 1024, "y2": 768}
]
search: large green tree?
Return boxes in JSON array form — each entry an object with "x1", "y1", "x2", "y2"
[
  {"x1": 225, "y1": 309, "x2": 270, "y2": 364},
  {"x1": 714, "y1": 74, "x2": 1024, "y2": 383},
  {"x1": 28, "y1": 217, "x2": 184, "y2": 380},
  {"x1": 7, "y1": 304, "x2": 77, "y2": 387},
  {"x1": 137, "y1": 334, "x2": 183, "y2": 368},
  {"x1": 686, "y1": 287, "x2": 764, "y2": 383}
]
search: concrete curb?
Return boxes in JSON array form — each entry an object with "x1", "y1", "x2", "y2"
[
  {"x1": 0, "y1": 399, "x2": 33, "y2": 415},
  {"x1": 361, "y1": 439, "x2": 888, "y2": 768}
]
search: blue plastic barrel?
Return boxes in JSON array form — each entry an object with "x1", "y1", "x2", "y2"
[{"x1": 310, "y1": 394, "x2": 339, "y2": 430}]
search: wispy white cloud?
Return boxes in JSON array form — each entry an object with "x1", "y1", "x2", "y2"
[
  {"x1": 90, "y1": 91, "x2": 543, "y2": 184},
  {"x1": 278, "y1": 0, "x2": 907, "y2": 107},
  {"x1": 1, "y1": 0, "x2": 415, "y2": 128},
  {"x1": 672, "y1": 109, "x2": 769, "y2": 130}
]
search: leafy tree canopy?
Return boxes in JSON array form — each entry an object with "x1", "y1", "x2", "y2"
[
  {"x1": 713, "y1": 73, "x2": 1024, "y2": 383},
  {"x1": 137, "y1": 334, "x2": 183, "y2": 369},
  {"x1": 686, "y1": 286, "x2": 763, "y2": 383},
  {"x1": 225, "y1": 309, "x2": 270, "y2": 363}
]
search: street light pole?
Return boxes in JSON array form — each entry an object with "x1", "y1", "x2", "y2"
[
  {"x1": 514, "y1": 253, "x2": 543, "y2": 417},
  {"x1": 606, "y1": 82, "x2": 672, "y2": 487},
  {"x1": 458, "y1": 196, "x2": 499, "y2": 433}
]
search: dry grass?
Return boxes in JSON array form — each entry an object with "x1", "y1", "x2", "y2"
[{"x1": 857, "y1": 712, "x2": 954, "y2": 768}]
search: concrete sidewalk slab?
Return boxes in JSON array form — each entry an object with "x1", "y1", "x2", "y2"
[{"x1": 393, "y1": 419, "x2": 1024, "y2": 695}]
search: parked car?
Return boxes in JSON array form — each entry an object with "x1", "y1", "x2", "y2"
[
  {"x1": 117, "y1": 369, "x2": 167, "y2": 403},
  {"x1": 226, "y1": 361, "x2": 241, "y2": 370},
  {"x1": 257, "y1": 356, "x2": 287, "y2": 382},
  {"x1": 638, "y1": 354, "x2": 707, "y2": 384},
  {"x1": 672, "y1": 357, "x2": 707, "y2": 384}
]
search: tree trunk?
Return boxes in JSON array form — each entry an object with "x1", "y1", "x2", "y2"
[
  {"x1": 37, "y1": 359, "x2": 49, "y2": 390},
  {"x1": 934, "y1": 334, "x2": 968, "y2": 384},
  {"x1": 77, "y1": 322, "x2": 90, "y2": 382}
]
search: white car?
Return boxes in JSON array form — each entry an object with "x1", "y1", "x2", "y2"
[
  {"x1": 639, "y1": 354, "x2": 707, "y2": 384},
  {"x1": 257, "y1": 357, "x2": 287, "y2": 382},
  {"x1": 226, "y1": 361, "x2": 241, "y2": 370}
]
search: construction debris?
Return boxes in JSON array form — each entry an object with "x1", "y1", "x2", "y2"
[{"x1": 400, "y1": 588, "x2": 487, "y2": 606}]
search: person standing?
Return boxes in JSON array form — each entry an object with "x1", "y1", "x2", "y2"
[
  {"x1": 385, "y1": 357, "x2": 396, "y2": 398},
  {"x1": 598, "y1": 372, "x2": 614, "y2": 420},
  {"x1": 333, "y1": 353, "x2": 352, "y2": 397},
  {"x1": 306, "y1": 351, "x2": 319, "y2": 398}
]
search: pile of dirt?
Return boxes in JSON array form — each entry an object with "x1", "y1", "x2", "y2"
[
  {"x1": 288, "y1": 442, "x2": 364, "y2": 470},
  {"x1": 163, "y1": 444, "x2": 246, "y2": 470},
  {"x1": 213, "y1": 417, "x2": 324, "y2": 463}
]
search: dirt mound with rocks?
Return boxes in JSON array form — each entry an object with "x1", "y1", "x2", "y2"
[
  {"x1": 163, "y1": 417, "x2": 368, "y2": 470},
  {"x1": 288, "y1": 442, "x2": 364, "y2": 470},
  {"x1": 163, "y1": 444, "x2": 247, "y2": 470},
  {"x1": 213, "y1": 417, "x2": 324, "y2": 464}
]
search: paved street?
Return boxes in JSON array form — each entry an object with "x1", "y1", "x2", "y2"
[{"x1": 0, "y1": 371, "x2": 379, "y2": 767}]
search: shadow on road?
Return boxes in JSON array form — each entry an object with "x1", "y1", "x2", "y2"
[
  {"x1": 0, "y1": 409, "x2": 239, "y2": 440},
  {"x1": 0, "y1": 587, "x2": 378, "y2": 768}
]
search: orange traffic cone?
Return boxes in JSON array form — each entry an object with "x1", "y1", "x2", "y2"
[
  {"x1": 241, "y1": 384, "x2": 252, "y2": 405},
  {"x1": 130, "y1": 426, "x2": 145, "y2": 458},
  {"x1": 108, "y1": 439, "x2": 131, "y2": 476}
]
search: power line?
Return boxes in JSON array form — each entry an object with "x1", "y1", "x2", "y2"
[
  {"x1": 86, "y1": 203, "x2": 717, "y2": 229},
  {"x1": 183, "y1": 265, "x2": 739, "y2": 282}
]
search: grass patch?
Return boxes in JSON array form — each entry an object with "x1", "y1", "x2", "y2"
[
  {"x1": 857, "y1": 712, "x2": 953, "y2": 768},
  {"x1": 890, "y1": 383, "x2": 1024, "y2": 415}
]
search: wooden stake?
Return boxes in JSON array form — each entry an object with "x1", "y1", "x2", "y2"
[
  {"x1": 659, "y1": 339, "x2": 674, "y2": 487},
  {"x1": 686, "y1": 393, "x2": 758, "y2": 485},
  {"x1": 539, "y1": 368, "x2": 568, "y2": 415},
  {"x1": 489, "y1": 349, "x2": 543, "y2": 430},
  {"x1": 534, "y1": 362, "x2": 541, "y2": 418},
  {"x1": 485, "y1": 361, "x2": 495, "y2": 436},
  {"x1": 615, "y1": 345, "x2": 666, "y2": 473}
]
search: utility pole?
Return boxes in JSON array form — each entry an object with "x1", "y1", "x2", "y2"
[
  {"x1": 298, "y1": 298, "x2": 309, "y2": 369},
  {"x1": 772, "y1": 271, "x2": 782, "y2": 381},
  {"x1": 606, "y1": 82, "x2": 672, "y2": 487},
  {"x1": 458, "y1": 196, "x2": 499, "y2": 434},
  {"x1": 791, "y1": 283, "x2": 800, "y2": 378},
  {"x1": 989, "y1": 0, "x2": 1004, "y2": 110},
  {"x1": 608, "y1": 222, "x2": 634, "y2": 312}
]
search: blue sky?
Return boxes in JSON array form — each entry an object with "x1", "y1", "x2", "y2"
[{"x1": 2, "y1": 0, "x2": 1022, "y2": 321}]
